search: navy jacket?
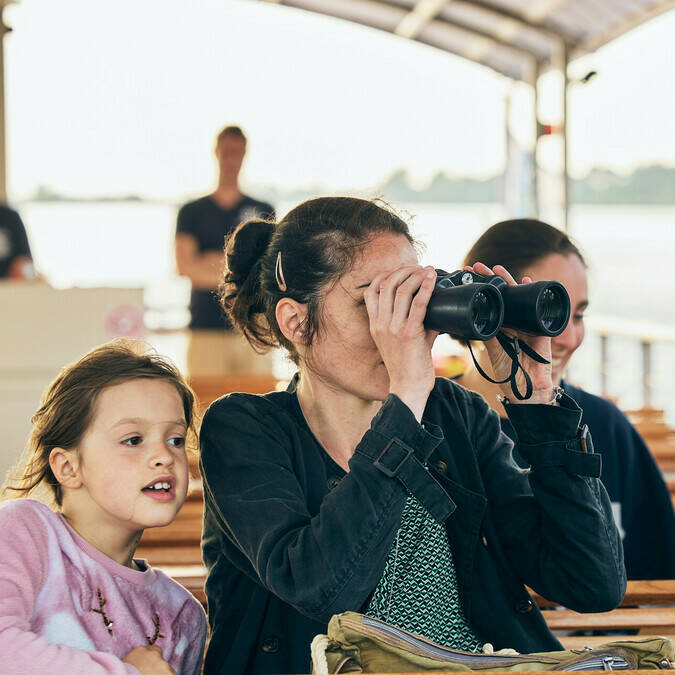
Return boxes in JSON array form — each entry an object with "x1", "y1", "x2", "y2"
[
  {"x1": 502, "y1": 381, "x2": 675, "y2": 580},
  {"x1": 199, "y1": 377, "x2": 625, "y2": 675}
]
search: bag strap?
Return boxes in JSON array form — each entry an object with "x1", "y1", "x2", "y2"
[{"x1": 311, "y1": 633, "x2": 330, "y2": 675}]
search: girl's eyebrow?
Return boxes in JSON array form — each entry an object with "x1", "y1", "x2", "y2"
[{"x1": 110, "y1": 418, "x2": 186, "y2": 429}]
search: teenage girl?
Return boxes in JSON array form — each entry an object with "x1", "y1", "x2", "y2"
[{"x1": 0, "y1": 340, "x2": 207, "y2": 675}]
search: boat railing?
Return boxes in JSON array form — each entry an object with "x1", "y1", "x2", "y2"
[{"x1": 585, "y1": 314, "x2": 675, "y2": 410}]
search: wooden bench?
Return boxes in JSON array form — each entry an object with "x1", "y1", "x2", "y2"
[
  {"x1": 649, "y1": 440, "x2": 675, "y2": 474},
  {"x1": 188, "y1": 373, "x2": 280, "y2": 413},
  {"x1": 623, "y1": 407, "x2": 675, "y2": 475},
  {"x1": 625, "y1": 407, "x2": 667, "y2": 427},
  {"x1": 531, "y1": 580, "x2": 675, "y2": 649}
]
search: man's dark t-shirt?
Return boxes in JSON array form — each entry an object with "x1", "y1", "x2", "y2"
[
  {"x1": 176, "y1": 195, "x2": 274, "y2": 330},
  {"x1": 0, "y1": 206, "x2": 32, "y2": 278}
]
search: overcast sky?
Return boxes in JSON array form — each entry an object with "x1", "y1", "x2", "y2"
[{"x1": 5, "y1": 0, "x2": 675, "y2": 200}]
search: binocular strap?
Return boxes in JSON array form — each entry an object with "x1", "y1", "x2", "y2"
[{"x1": 466, "y1": 333, "x2": 550, "y2": 401}]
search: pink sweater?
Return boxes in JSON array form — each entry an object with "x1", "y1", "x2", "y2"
[{"x1": 0, "y1": 499, "x2": 206, "y2": 675}]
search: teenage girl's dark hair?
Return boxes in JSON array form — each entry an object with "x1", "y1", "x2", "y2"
[
  {"x1": 463, "y1": 218, "x2": 586, "y2": 281},
  {"x1": 220, "y1": 196, "x2": 414, "y2": 363},
  {"x1": 0, "y1": 339, "x2": 198, "y2": 507}
]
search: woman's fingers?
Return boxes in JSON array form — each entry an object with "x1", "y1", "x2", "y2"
[
  {"x1": 492, "y1": 264, "x2": 519, "y2": 286},
  {"x1": 391, "y1": 266, "x2": 435, "y2": 326},
  {"x1": 365, "y1": 265, "x2": 428, "y2": 325},
  {"x1": 378, "y1": 266, "x2": 416, "y2": 321},
  {"x1": 466, "y1": 261, "x2": 527, "y2": 287},
  {"x1": 405, "y1": 267, "x2": 436, "y2": 327}
]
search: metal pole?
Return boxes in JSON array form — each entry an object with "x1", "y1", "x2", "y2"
[
  {"x1": 533, "y1": 60, "x2": 541, "y2": 218},
  {"x1": 503, "y1": 89, "x2": 509, "y2": 213},
  {"x1": 641, "y1": 340, "x2": 652, "y2": 408},
  {"x1": 0, "y1": 4, "x2": 11, "y2": 205},
  {"x1": 561, "y1": 42, "x2": 569, "y2": 231},
  {"x1": 600, "y1": 333, "x2": 609, "y2": 397}
]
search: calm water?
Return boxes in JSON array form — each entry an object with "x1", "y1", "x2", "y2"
[{"x1": 18, "y1": 200, "x2": 675, "y2": 421}]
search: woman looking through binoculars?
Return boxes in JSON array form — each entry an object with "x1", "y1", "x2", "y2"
[{"x1": 198, "y1": 197, "x2": 625, "y2": 675}]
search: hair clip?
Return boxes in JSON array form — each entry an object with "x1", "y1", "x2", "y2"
[{"x1": 275, "y1": 251, "x2": 288, "y2": 292}]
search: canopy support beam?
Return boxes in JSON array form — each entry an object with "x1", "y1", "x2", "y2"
[
  {"x1": 562, "y1": 41, "x2": 569, "y2": 230},
  {"x1": 0, "y1": 4, "x2": 10, "y2": 204}
]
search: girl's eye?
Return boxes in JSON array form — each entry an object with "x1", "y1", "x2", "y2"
[
  {"x1": 168, "y1": 436, "x2": 185, "y2": 448},
  {"x1": 122, "y1": 436, "x2": 142, "y2": 446},
  {"x1": 573, "y1": 313, "x2": 586, "y2": 321}
]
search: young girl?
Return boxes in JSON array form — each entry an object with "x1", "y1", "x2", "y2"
[{"x1": 0, "y1": 340, "x2": 207, "y2": 675}]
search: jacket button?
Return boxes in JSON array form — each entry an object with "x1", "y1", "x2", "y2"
[
  {"x1": 481, "y1": 535, "x2": 488, "y2": 548},
  {"x1": 515, "y1": 599, "x2": 533, "y2": 613},
  {"x1": 261, "y1": 635, "x2": 281, "y2": 653},
  {"x1": 327, "y1": 476, "x2": 341, "y2": 490},
  {"x1": 434, "y1": 460, "x2": 448, "y2": 474}
]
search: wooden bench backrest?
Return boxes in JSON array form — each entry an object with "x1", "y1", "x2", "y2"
[
  {"x1": 530, "y1": 580, "x2": 675, "y2": 649},
  {"x1": 188, "y1": 373, "x2": 280, "y2": 412}
]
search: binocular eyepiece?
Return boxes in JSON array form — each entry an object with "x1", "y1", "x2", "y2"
[{"x1": 424, "y1": 269, "x2": 570, "y2": 341}]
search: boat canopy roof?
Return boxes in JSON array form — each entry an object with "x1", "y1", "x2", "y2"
[{"x1": 255, "y1": 0, "x2": 675, "y2": 81}]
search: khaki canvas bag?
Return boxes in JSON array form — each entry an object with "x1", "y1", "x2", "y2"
[{"x1": 311, "y1": 612, "x2": 675, "y2": 673}]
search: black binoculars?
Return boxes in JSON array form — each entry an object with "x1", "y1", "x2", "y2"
[{"x1": 424, "y1": 269, "x2": 570, "y2": 341}]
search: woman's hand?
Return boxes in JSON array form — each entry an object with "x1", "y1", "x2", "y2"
[
  {"x1": 467, "y1": 262, "x2": 555, "y2": 405},
  {"x1": 122, "y1": 645, "x2": 177, "y2": 674},
  {"x1": 364, "y1": 265, "x2": 439, "y2": 421}
]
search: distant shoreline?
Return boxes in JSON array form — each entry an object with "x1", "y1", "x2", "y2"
[{"x1": 16, "y1": 164, "x2": 675, "y2": 206}]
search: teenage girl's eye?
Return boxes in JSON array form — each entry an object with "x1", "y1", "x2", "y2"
[
  {"x1": 573, "y1": 313, "x2": 586, "y2": 322},
  {"x1": 122, "y1": 436, "x2": 142, "y2": 446}
]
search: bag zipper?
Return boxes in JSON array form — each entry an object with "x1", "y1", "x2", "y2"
[
  {"x1": 357, "y1": 616, "x2": 628, "y2": 671},
  {"x1": 561, "y1": 654, "x2": 629, "y2": 671},
  {"x1": 359, "y1": 616, "x2": 556, "y2": 666}
]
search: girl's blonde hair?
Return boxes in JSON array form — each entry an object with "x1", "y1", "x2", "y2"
[{"x1": 1, "y1": 339, "x2": 198, "y2": 507}]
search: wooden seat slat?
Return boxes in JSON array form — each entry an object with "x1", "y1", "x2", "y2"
[
  {"x1": 542, "y1": 607, "x2": 675, "y2": 631},
  {"x1": 136, "y1": 545, "x2": 204, "y2": 566},
  {"x1": 531, "y1": 580, "x2": 675, "y2": 607},
  {"x1": 188, "y1": 373, "x2": 280, "y2": 412},
  {"x1": 649, "y1": 441, "x2": 675, "y2": 458},
  {"x1": 625, "y1": 407, "x2": 666, "y2": 423},
  {"x1": 618, "y1": 580, "x2": 675, "y2": 604}
]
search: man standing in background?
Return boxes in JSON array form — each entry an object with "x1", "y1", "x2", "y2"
[{"x1": 175, "y1": 125, "x2": 275, "y2": 376}]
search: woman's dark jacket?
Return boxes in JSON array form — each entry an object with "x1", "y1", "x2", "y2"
[
  {"x1": 199, "y1": 377, "x2": 626, "y2": 675},
  {"x1": 501, "y1": 380, "x2": 675, "y2": 580}
]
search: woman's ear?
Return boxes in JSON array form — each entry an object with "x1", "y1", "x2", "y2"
[
  {"x1": 49, "y1": 448, "x2": 83, "y2": 490},
  {"x1": 275, "y1": 298, "x2": 308, "y2": 346}
]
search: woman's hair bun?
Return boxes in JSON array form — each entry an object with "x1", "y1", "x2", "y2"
[{"x1": 225, "y1": 218, "x2": 275, "y2": 282}]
